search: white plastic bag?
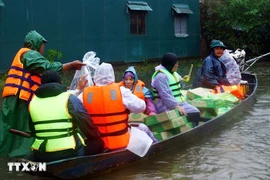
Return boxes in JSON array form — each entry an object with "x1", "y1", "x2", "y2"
[
  {"x1": 69, "y1": 51, "x2": 100, "y2": 90},
  {"x1": 126, "y1": 126, "x2": 153, "y2": 157}
]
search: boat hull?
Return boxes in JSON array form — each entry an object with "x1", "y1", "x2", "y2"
[{"x1": 19, "y1": 72, "x2": 258, "y2": 179}]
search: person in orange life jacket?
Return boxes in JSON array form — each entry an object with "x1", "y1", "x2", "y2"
[
  {"x1": 193, "y1": 40, "x2": 231, "y2": 89},
  {"x1": 79, "y1": 63, "x2": 146, "y2": 151},
  {"x1": 119, "y1": 66, "x2": 157, "y2": 116},
  {"x1": 28, "y1": 70, "x2": 103, "y2": 162},
  {"x1": 0, "y1": 30, "x2": 85, "y2": 157},
  {"x1": 151, "y1": 52, "x2": 200, "y2": 127}
]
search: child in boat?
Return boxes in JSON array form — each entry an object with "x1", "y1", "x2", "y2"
[{"x1": 119, "y1": 66, "x2": 157, "y2": 116}]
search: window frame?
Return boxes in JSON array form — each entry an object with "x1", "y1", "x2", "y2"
[
  {"x1": 129, "y1": 10, "x2": 147, "y2": 36},
  {"x1": 172, "y1": 4, "x2": 193, "y2": 38},
  {"x1": 174, "y1": 14, "x2": 189, "y2": 37}
]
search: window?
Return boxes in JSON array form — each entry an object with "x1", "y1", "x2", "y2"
[
  {"x1": 172, "y1": 4, "x2": 193, "y2": 37},
  {"x1": 130, "y1": 11, "x2": 146, "y2": 35},
  {"x1": 126, "y1": 1, "x2": 152, "y2": 35},
  {"x1": 174, "y1": 15, "x2": 188, "y2": 35}
]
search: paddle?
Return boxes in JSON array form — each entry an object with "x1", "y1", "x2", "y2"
[{"x1": 9, "y1": 128, "x2": 32, "y2": 138}]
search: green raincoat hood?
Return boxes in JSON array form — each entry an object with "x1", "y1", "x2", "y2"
[{"x1": 23, "y1": 30, "x2": 47, "y2": 51}]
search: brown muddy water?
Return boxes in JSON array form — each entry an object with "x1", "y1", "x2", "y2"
[{"x1": 0, "y1": 61, "x2": 270, "y2": 180}]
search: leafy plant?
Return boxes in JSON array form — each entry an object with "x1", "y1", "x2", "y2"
[
  {"x1": 200, "y1": 0, "x2": 270, "y2": 55},
  {"x1": 45, "y1": 49, "x2": 63, "y2": 63}
]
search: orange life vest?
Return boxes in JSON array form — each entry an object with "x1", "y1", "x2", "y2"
[
  {"x1": 82, "y1": 83, "x2": 130, "y2": 150},
  {"x1": 212, "y1": 85, "x2": 246, "y2": 99},
  {"x1": 119, "y1": 80, "x2": 145, "y2": 101},
  {"x1": 2, "y1": 48, "x2": 41, "y2": 103}
]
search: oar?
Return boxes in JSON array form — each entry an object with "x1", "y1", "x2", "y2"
[{"x1": 9, "y1": 128, "x2": 32, "y2": 138}]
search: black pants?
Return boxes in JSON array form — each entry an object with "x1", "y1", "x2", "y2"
[
  {"x1": 187, "y1": 112, "x2": 200, "y2": 127},
  {"x1": 33, "y1": 135, "x2": 84, "y2": 162},
  {"x1": 84, "y1": 138, "x2": 104, "y2": 155}
]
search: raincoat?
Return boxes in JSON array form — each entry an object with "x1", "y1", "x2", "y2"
[
  {"x1": 151, "y1": 65, "x2": 200, "y2": 126},
  {"x1": 193, "y1": 52, "x2": 230, "y2": 89},
  {"x1": 0, "y1": 30, "x2": 63, "y2": 157},
  {"x1": 120, "y1": 66, "x2": 157, "y2": 115}
]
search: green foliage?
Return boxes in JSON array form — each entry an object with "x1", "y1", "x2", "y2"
[
  {"x1": 45, "y1": 49, "x2": 63, "y2": 63},
  {"x1": 0, "y1": 72, "x2": 8, "y2": 89},
  {"x1": 201, "y1": 0, "x2": 270, "y2": 55}
]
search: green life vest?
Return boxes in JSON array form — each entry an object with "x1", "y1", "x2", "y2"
[
  {"x1": 29, "y1": 92, "x2": 85, "y2": 152},
  {"x1": 152, "y1": 68, "x2": 184, "y2": 103}
]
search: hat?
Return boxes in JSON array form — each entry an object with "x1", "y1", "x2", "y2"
[
  {"x1": 210, "y1": 40, "x2": 226, "y2": 50},
  {"x1": 161, "y1": 52, "x2": 178, "y2": 73},
  {"x1": 41, "y1": 70, "x2": 62, "y2": 84},
  {"x1": 94, "y1": 63, "x2": 115, "y2": 86},
  {"x1": 123, "y1": 72, "x2": 135, "y2": 80}
]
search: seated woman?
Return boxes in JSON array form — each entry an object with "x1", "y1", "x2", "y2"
[
  {"x1": 152, "y1": 52, "x2": 200, "y2": 127},
  {"x1": 119, "y1": 66, "x2": 158, "y2": 143},
  {"x1": 119, "y1": 66, "x2": 157, "y2": 116}
]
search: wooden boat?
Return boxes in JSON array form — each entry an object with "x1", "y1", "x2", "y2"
[{"x1": 18, "y1": 72, "x2": 258, "y2": 179}]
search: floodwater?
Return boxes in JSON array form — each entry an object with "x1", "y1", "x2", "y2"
[{"x1": 1, "y1": 61, "x2": 270, "y2": 180}]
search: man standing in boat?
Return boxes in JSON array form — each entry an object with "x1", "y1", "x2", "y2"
[
  {"x1": 0, "y1": 30, "x2": 85, "y2": 157},
  {"x1": 81, "y1": 63, "x2": 146, "y2": 151},
  {"x1": 151, "y1": 52, "x2": 200, "y2": 127}
]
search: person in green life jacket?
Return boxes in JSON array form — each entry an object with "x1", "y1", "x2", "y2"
[
  {"x1": 28, "y1": 70, "x2": 103, "y2": 162},
  {"x1": 0, "y1": 30, "x2": 85, "y2": 157},
  {"x1": 151, "y1": 52, "x2": 200, "y2": 127}
]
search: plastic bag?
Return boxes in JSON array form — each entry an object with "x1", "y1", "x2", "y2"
[
  {"x1": 69, "y1": 51, "x2": 100, "y2": 90},
  {"x1": 220, "y1": 50, "x2": 241, "y2": 85},
  {"x1": 126, "y1": 126, "x2": 153, "y2": 157}
]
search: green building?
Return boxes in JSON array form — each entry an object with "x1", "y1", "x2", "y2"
[{"x1": 0, "y1": 0, "x2": 200, "y2": 72}]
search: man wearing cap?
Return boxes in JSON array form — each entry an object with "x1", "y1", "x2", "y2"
[
  {"x1": 193, "y1": 40, "x2": 230, "y2": 89},
  {"x1": 0, "y1": 30, "x2": 85, "y2": 157}
]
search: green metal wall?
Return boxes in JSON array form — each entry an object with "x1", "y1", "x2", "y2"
[{"x1": 0, "y1": 0, "x2": 200, "y2": 72}]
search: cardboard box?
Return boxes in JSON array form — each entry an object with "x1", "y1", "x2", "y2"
[
  {"x1": 144, "y1": 109, "x2": 180, "y2": 126},
  {"x1": 216, "y1": 106, "x2": 232, "y2": 116},
  {"x1": 186, "y1": 87, "x2": 213, "y2": 100},
  {"x1": 180, "y1": 90, "x2": 188, "y2": 101},
  {"x1": 187, "y1": 98, "x2": 219, "y2": 115},
  {"x1": 153, "y1": 131, "x2": 173, "y2": 141},
  {"x1": 149, "y1": 116, "x2": 188, "y2": 133},
  {"x1": 214, "y1": 92, "x2": 240, "y2": 104},
  {"x1": 128, "y1": 113, "x2": 147, "y2": 122},
  {"x1": 200, "y1": 109, "x2": 216, "y2": 118},
  {"x1": 170, "y1": 122, "x2": 193, "y2": 135}
]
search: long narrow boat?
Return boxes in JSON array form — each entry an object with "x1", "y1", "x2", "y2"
[{"x1": 19, "y1": 72, "x2": 258, "y2": 179}]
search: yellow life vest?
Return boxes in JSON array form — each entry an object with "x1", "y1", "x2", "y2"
[{"x1": 29, "y1": 92, "x2": 85, "y2": 152}]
